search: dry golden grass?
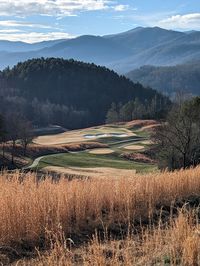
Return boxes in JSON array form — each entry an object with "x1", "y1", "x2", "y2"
[
  {"x1": 43, "y1": 166, "x2": 137, "y2": 179},
  {"x1": 17, "y1": 209, "x2": 200, "y2": 265},
  {"x1": 1, "y1": 167, "x2": 200, "y2": 264},
  {"x1": 125, "y1": 119, "x2": 158, "y2": 128}
]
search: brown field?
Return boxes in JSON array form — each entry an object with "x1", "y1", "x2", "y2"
[{"x1": 1, "y1": 167, "x2": 200, "y2": 264}]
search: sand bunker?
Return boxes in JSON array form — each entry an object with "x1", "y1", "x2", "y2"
[
  {"x1": 89, "y1": 148, "x2": 114, "y2": 155},
  {"x1": 43, "y1": 166, "x2": 136, "y2": 179},
  {"x1": 124, "y1": 145, "x2": 144, "y2": 150},
  {"x1": 141, "y1": 140, "x2": 153, "y2": 145}
]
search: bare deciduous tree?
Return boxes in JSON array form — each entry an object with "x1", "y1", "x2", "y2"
[{"x1": 152, "y1": 97, "x2": 200, "y2": 170}]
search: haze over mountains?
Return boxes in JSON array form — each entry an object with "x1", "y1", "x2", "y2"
[{"x1": 0, "y1": 27, "x2": 199, "y2": 73}]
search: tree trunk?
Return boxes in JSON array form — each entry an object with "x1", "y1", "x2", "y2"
[
  {"x1": 2, "y1": 142, "x2": 5, "y2": 158},
  {"x1": 23, "y1": 142, "x2": 27, "y2": 156},
  {"x1": 11, "y1": 140, "x2": 15, "y2": 165}
]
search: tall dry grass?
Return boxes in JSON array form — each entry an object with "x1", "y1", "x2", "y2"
[
  {"x1": 17, "y1": 209, "x2": 200, "y2": 265},
  {"x1": 0, "y1": 167, "x2": 200, "y2": 264}
]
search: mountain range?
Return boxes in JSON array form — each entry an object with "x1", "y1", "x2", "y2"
[{"x1": 0, "y1": 27, "x2": 199, "y2": 73}]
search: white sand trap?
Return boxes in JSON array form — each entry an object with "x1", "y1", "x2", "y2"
[
  {"x1": 89, "y1": 148, "x2": 114, "y2": 155},
  {"x1": 141, "y1": 140, "x2": 153, "y2": 145},
  {"x1": 124, "y1": 145, "x2": 144, "y2": 150},
  {"x1": 43, "y1": 166, "x2": 136, "y2": 179}
]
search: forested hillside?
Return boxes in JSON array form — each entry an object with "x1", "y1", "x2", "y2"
[
  {"x1": 0, "y1": 58, "x2": 169, "y2": 129},
  {"x1": 126, "y1": 61, "x2": 200, "y2": 96}
]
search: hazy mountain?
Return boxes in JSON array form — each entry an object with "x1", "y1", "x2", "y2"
[
  {"x1": 0, "y1": 39, "x2": 66, "y2": 52},
  {"x1": 0, "y1": 27, "x2": 199, "y2": 72},
  {"x1": 39, "y1": 35, "x2": 131, "y2": 64},
  {"x1": 104, "y1": 26, "x2": 184, "y2": 53},
  {"x1": 126, "y1": 60, "x2": 200, "y2": 96}
]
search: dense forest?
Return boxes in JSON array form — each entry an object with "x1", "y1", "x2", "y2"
[
  {"x1": 126, "y1": 61, "x2": 200, "y2": 97},
  {"x1": 0, "y1": 58, "x2": 169, "y2": 129}
]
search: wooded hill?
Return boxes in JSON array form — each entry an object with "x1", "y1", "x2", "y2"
[
  {"x1": 126, "y1": 61, "x2": 200, "y2": 97},
  {"x1": 0, "y1": 58, "x2": 169, "y2": 129}
]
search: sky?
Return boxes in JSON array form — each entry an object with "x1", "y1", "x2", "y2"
[{"x1": 0, "y1": 0, "x2": 199, "y2": 43}]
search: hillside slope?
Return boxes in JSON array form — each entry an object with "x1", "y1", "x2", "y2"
[
  {"x1": 126, "y1": 61, "x2": 200, "y2": 96},
  {"x1": 0, "y1": 58, "x2": 168, "y2": 129}
]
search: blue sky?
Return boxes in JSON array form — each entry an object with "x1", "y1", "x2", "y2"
[{"x1": 0, "y1": 0, "x2": 199, "y2": 42}]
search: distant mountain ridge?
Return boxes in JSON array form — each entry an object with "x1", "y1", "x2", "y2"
[{"x1": 0, "y1": 27, "x2": 199, "y2": 72}]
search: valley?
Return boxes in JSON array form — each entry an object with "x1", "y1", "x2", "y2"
[{"x1": 0, "y1": 5, "x2": 200, "y2": 263}]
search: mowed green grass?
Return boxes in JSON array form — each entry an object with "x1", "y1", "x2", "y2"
[{"x1": 38, "y1": 152, "x2": 156, "y2": 173}]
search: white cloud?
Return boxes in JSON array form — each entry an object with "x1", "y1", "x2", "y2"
[
  {"x1": 0, "y1": 0, "x2": 114, "y2": 17},
  {"x1": 0, "y1": 29, "x2": 22, "y2": 33},
  {"x1": 113, "y1": 5, "x2": 129, "y2": 12},
  {"x1": 159, "y1": 13, "x2": 200, "y2": 30},
  {"x1": 0, "y1": 20, "x2": 53, "y2": 29},
  {"x1": 0, "y1": 31, "x2": 75, "y2": 43}
]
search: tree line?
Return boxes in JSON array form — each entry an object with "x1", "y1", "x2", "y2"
[{"x1": 106, "y1": 96, "x2": 169, "y2": 123}]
